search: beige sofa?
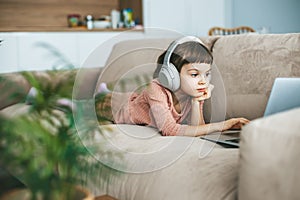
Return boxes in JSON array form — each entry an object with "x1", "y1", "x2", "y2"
[{"x1": 1, "y1": 33, "x2": 300, "y2": 200}]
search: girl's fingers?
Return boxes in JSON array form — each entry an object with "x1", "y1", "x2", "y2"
[{"x1": 239, "y1": 118, "x2": 250, "y2": 124}]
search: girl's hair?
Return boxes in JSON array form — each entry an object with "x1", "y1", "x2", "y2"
[{"x1": 153, "y1": 41, "x2": 213, "y2": 78}]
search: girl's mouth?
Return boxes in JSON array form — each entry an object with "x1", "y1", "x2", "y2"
[{"x1": 197, "y1": 88, "x2": 206, "y2": 93}]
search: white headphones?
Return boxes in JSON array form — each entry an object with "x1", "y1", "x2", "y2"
[{"x1": 158, "y1": 36, "x2": 205, "y2": 91}]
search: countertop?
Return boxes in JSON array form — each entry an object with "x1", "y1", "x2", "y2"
[{"x1": 0, "y1": 26, "x2": 144, "y2": 32}]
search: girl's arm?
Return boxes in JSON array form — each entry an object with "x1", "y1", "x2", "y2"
[
  {"x1": 190, "y1": 99, "x2": 205, "y2": 126},
  {"x1": 182, "y1": 117, "x2": 250, "y2": 137},
  {"x1": 190, "y1": 84, "x2": 214, "y2": 126},
  {"x1": 147, "y1": 81, "x2": 250, "y2": 137}
]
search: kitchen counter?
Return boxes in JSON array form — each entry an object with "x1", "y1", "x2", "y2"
[{"x1": 0, "y1": 26, "x2": 144, "y2": 32}]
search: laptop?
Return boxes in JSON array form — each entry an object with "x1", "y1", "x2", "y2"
[{"x1": 201, "y1": 77, "x2": 300, "y2": 147}]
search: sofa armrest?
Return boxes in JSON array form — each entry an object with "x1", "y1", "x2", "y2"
[
  {"x1": 238, "y1": 108, "x2": 300, "y2": 200},
  {"x1": 0, "y1": 73, "x2": 30, "y2": 110}
]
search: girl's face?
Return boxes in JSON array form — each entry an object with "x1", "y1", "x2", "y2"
[{"x1": 179, "y1": 63, "x2": 211, "y2": 97}]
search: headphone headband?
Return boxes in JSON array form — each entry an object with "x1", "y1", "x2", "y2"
[
  {"x1": 163, "y1": 36, "x2": 205, "y2": 67},
  {"x1": 158, "y1": 36, "x2": 205, "y2": 91}
]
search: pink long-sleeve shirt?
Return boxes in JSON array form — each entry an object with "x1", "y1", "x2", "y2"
[{"x1": 113, "y1": 79, "x2": 192, "y2": 136}]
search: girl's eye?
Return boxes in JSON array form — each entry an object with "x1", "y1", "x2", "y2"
[
  {"x1": 205, "y1": 71, "x2": 211, "y2": 77},
  {"x1": 191, "y1": 73, "x2": 198, "y2": 77}
]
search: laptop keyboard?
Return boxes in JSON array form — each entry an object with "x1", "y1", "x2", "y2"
[{"x1": 225, "y1": 138, "x2": 240, "y2": 143}]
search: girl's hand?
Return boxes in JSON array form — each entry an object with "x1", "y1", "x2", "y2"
[
  {"x1": 218, "y1": 118, "x2": 250, "y2": 131},
  {"x1": 193, "y1": 84, "x2": 214, "y2": 102}
]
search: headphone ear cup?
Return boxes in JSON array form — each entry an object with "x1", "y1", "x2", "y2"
[
  {"x1": 169, "y1": 63, "x2": 181, "y2": 91},
  {"x1": 158, "y1": 63, "x2": 180, "y2": 91}
]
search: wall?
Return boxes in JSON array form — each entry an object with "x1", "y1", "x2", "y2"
[
  {"x1": 232, "y1": 0, "x2": 300, "y2": 33},
  {"x1": 143, "y1": 0, "x2": 299, "y2": 35},
  {"x1": 185, "y1": 0, "x2": 229, "y2": 36},
  {"x1": 143, "y1": 0, "x2": 230, "y2": 36}
]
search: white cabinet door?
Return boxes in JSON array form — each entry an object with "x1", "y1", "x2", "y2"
[
  {"x1": 0, "y1": 33, "x2": 19, "y2": 73},
  {"x1": 78, "y1": 32, "x2": 120, "y2": 68},
  {"x1": 1, "y1": 31, "x2": 145, "y2": 73},
  {"x1": 78, "y1": 31, "x2": 145, "y2": 68},
  {"x1": 18, "y1": 33, "x2": 78, "y2": 71}
]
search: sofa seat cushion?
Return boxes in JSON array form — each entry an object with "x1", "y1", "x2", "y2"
[
  {"x1": 87, "y1": 124, "x2": 239, "y2": 200},
  {"x1": 238, "y1": 108, "x2": 300, "y2": 200}
]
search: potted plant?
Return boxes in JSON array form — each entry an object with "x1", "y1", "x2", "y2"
[{"x1": 0, "y1": 51, "x2": 121, "y2": 199}]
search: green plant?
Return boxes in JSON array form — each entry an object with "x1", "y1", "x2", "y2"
[{"x1": 0, "y1": 47, "x2": 121, "y2": 200}]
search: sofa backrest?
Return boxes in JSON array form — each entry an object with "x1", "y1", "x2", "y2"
[
  {"x1": 212, "y1": 33, "x2": 300, "y2": 120},
  {"x1": 0, "y1": 67, "x2": 104, "y2": 110},
  {"x1": 97, "y1": 37, "x2": 218, "y2": 91},
  {"x1": 98, "y1": 38, "x2": 173, "y2": 91},
  {"x1": 2, "y1": 34, "x2": 299, "y2": 121},
  {"x1": 97, "y1": 33, "x2": 300, "y2": 121}
]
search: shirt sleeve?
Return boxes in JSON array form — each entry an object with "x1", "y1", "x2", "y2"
[{"x1": 145, "y1": 81, "x2": 187, "y2": 136}]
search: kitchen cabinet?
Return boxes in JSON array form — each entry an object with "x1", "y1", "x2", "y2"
[
  {"x1": 0, "y1": 32, "x2": 80, "y2": 73},
  {"x1": 0, "y1": 31, "x2": 144, "y2": 73},
  {"x1": 79, "y1": 31, "x2": 145, "y2": 68},
  {"x1": 0, "y1": 34, "x2": 19, "y2": 73},
  {"x1": 18, "y1": 33, "x2": 78, "y2": 71},
  {"x1": 78, "y1": 32, "x2": 121, "y2": 68}
]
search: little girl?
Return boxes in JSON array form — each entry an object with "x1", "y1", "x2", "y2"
[{"x1": 95, "y1": 36, "x2": 249, "y2": 136}]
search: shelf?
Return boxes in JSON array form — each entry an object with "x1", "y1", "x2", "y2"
[{"x1": 0, "y1": 0, "x2": 143, "y2": 33}]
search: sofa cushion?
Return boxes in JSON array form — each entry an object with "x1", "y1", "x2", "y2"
[
  {"x1": 212, "y1": 33, "x2": 300, "y2": 120},
  {"x1": 98, "y1": 38, "x2": 173, "y2": 85},
  {"x1": 238, "y1": 108, "x2": 300, "y2": 200},
  {"x1": 87, "y1": 124, "x2": 239, "y2": 200},
  {"x1": 73, "y1": 67, "x2": 103, "y2": 99}
]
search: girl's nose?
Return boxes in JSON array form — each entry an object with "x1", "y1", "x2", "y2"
[
  {"x1": 198, "y1": 75, "x2": 206, "y2": 85},
  {"x1": 198, "y1": 79, "x2": 206, "y2": 85}
]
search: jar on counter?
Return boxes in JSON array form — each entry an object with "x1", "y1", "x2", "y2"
[{"x1": 67, "y1": 14, "x2": 81, "y2": 27}]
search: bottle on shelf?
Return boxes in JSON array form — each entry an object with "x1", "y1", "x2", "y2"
[
  {"x1": 85, "y1": 15, "x2": 94, "y2": 30},
  {"x1": 111, "y1": 9, "x2": 120, "y2": 29}
]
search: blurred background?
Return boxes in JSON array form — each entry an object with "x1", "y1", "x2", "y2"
[
  {"x1": 0, "y1": 0, "x2": 299, "y2": 73},
  {"x1": 0, "y1": 0, "x2": 300, "y2": 196}
]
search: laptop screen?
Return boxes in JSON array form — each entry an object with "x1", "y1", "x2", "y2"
[{"x1": 264, "y1": 78, "x2": 300, "y2": 117}]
